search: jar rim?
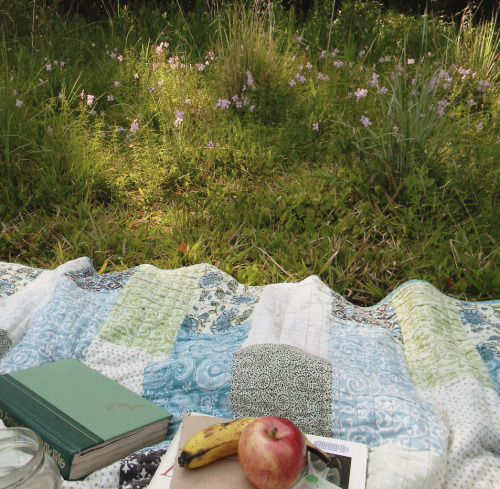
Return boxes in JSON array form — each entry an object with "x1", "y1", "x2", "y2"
[{"x1": 0, "y1": 427, "x2": 45, "y2": 487}]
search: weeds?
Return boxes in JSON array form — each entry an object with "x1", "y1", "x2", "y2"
[{"x1": 0, "y1": 2, "x2": 498, "y2": 305}]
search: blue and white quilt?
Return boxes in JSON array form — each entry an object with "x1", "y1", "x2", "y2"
[{"x1": 0, "y1": 258, "x2": 499, "y2": 489}]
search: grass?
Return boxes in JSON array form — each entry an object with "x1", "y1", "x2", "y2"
[{"x1": 0, "y1": 1, "x2": 498, "y2": 306}]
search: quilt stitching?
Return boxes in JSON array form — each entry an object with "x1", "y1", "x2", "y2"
[
  {"x1": 66, "y1": 268, "x2": 135, "y2": 291},
  {"x1": 0, "y1": 262, "x2": 43, "y2": 298},
  {"x1": 230, "y1": 344, "x2": 333, "y2": 436},
  {"x1": 392, "y1": 281, "x2": 495, "y2": 390},
  {"x1": 0, "y1": 272, "x2": 120, "y2": 373},
  {"x1": 0, "y1": 261, "x2": 498, "y2": 489}
]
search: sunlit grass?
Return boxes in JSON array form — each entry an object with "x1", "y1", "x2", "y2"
[{"x1": 0, "y1": 2, "x2": 498, "y2": 304}]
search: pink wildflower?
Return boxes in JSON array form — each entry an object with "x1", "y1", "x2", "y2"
[
  {"x1": 174, "y1": 110, "x2": 185, "y2": 127},
  {"x1": 368, "y1": 72, "x2": 379, "y2": 86},
  {"x1": 246, "y1": 71, "x2": 256, "y2": 91},
  {"x1": 360, "y1": 115, "x2": 371, "y2": 128},
  {"x1": 130, "y1": 120, "x2": 139, "y2": 134},
  {"x1": 155, "y1": 41, "x2": 169, "y2": 55},
  {"x1": 436, "y1": 99, "x2": 449, "y2": 116},
  {"x1": 354, "y1": 88, "x2": 368, "y2": 102},
  {"x1": 295, "y1": 73, "x2": 306, "y2": 83},
  {"x1": 215, "y1": 98, "x2": 230, "y2": 109},
  {"x1": 359, "y1": 115, "x2": 372, "y2": 127},
  {"x1": 476, "y1": 80, "x2": 490, "y2": 93},
  {"x1": 457, "y1": 67, "x2": 472, "y2": 79}
]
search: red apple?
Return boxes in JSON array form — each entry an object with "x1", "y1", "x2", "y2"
[{"x1": 238, "y1": 416, "x2": 306, "y2": 489}]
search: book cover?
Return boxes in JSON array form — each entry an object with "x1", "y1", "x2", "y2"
[
  {"x1": 148, "y1": 412, "x2": 368, "y2": 489},
  {"x1": 0, "y1": 359, "x2": 171, "y2": 480}
]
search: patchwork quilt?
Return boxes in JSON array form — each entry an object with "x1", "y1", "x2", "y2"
[{"x1": 0, "y1": 258, "x2": 498, "y2": 489}]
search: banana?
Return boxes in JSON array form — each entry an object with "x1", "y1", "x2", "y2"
[{"x1": 178, "y1": 417, "x2": 258, "y2": 469}]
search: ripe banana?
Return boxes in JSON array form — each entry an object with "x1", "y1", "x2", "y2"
[
  {"x1": 178, "y1": 416, "x2": 341, "y2": 471},
  {"x1": 178, "y1": 417, "x2": 258, "y2": 469}
]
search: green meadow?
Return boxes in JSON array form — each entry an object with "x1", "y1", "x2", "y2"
[{"x1": 1, "y1": 1, "x2": 498, "y2": 305}]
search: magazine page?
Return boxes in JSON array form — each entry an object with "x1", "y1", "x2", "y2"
[
  {"x1": 147, "y1": 421, "x2": 183, "y2": 489},
  {"x1": 304, "y1": 434, "x2": 368, "y2": 489}
]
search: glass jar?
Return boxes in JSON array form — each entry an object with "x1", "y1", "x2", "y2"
[{"x1": 0, "y1": 427, "x2": 62, "y2": 489}]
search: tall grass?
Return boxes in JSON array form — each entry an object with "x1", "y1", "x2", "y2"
[
  {"x1": 451, "y1": 7, "x2": 500, "y2": 83},
  {"x1": 0, "y1": 2, "x2": 498, "y2": 304}
]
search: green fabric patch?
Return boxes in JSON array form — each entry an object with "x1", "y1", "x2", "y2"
[
  {"x1": 392, "y1": 281, "x2": 494, "y2": 390},
  {"x1": 97, "y1": 264, "x2": 204, "y2": 355}
]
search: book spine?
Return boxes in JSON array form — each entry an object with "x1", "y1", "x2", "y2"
[{"x1": 0, "y1": 379, "x2": 74, "y2": 479}]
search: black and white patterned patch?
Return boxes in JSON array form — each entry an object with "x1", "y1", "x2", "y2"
[
  {"x1": 230, "y1": 343, "x2": 333, "y2": 436},
  {"x1": 0, "y1": 329, "x2": 12, "y2": 358},
  {"x1": 66, "y1": 268, "x2": 135, "y2": 291},
  {"x1": 119, "y1": 449, "x2": 166, "y2": 489}
]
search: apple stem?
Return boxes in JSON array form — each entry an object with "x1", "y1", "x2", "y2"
[{"x1": 270, "y1": 427, "x2": 278, "y2": 438}]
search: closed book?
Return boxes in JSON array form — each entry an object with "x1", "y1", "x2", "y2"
[{"x1": 0, "y1": 359, "x2": 171, "y2": 480}]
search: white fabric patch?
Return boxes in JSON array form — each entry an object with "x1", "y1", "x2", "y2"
[
  {"x1": 62, "y1": 461, "x2": 120, "y2": 489},
  {"x1": 84, "y1": 336, "x2": 163, "y2": 395},
  {"x1": 243, "y1": 275, "x2": 332, "y2": 358},
  {"x1": 367, "y1": 442, "x2": 443, "y2": 489},
  {"x1": 418, "y1": 376, "x2": 500, "y2": 489}
]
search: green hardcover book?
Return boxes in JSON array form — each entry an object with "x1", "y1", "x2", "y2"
[{"x1": 0, "y1": 359, "x2": 171, "y2": 480}]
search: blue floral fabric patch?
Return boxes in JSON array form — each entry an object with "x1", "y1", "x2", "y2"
[
  {"x1": 66, "y1": 267, "x2": 136, "y2": 291},
  {"x1": 142, "y1": 323, "x2": 251, "y2": 442},
  {"x1": 181, "y1": 268, "x2": 260, "y2": 335},
  {"x1": 328, "y1": 322, "x2": 446, "y2": 454},
  {"x1": 459, "y1": 301, "x2": 500, "y2": 394},
  {"x1": 0, "y1": 271, "x2": 124, "y2": 374},
  {"x1": 0, "y1": 262, "x2": 43, "y2": 298}
]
